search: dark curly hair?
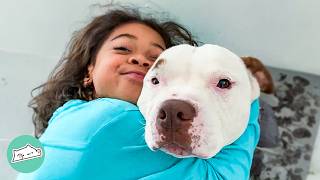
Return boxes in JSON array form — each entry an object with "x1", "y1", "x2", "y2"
[{"x1": 29, "y1": 4, "x2": 198, "y2": 138}]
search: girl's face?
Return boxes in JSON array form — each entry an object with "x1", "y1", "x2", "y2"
[{"x1": 87, "y1": 22, "x2": 165, "y2": 104}]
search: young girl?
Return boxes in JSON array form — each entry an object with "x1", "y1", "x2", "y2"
[{"x1": 18, "y1": 5, "x2": 260, "y2": 180}]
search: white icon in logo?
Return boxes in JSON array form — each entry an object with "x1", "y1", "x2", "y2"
[{"x1": 11, "y1": 144, "x2": 42, "y2": 163}]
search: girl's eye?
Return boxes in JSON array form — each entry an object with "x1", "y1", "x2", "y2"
[
  {"x1": 149, "y1": 56, "x2": 159, "y2": 61},
  {"x1": 217, "y1": 79, "x2": 231, "y2": 89},
  {"x1": 151, "y1": 77, "x2": 159, "y2": 85},
  {"x1": 113, "y1": 47, "x2": 131, "y2": 52}
]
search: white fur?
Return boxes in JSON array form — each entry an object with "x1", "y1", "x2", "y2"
[{"x1": 137, "y1": 44, "x2": 260, "y2": 158}]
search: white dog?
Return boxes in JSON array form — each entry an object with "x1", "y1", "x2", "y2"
[{"x1": 137, "y1": 44, "x2": 260, "y2": 159}]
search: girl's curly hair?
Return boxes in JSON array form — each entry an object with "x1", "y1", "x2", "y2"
[{"x1": 29, "y1": 5, "x2": 198, "y2": 138}]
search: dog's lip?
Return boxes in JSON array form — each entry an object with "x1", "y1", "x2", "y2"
[
  {"x1": 161, "y1": 143, "x2": 192, "y2": 155},
  {"x1": 156, "y1": 143, "x2": 210, "y2": 159},
  {"x1": 158, "y1": 142, "x2": 191, "y2": 152}
]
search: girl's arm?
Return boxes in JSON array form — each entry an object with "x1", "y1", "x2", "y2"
[
  {"x1": 16, "y1": 98, "x2": 259, "y2": 180},
  {"x1": 83, "y1": 99, "x2": 260, "y2": 180}
]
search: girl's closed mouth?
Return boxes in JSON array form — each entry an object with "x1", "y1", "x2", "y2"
[{"x1": 121, "y1": 71, "x2": 146, "y2": 82}]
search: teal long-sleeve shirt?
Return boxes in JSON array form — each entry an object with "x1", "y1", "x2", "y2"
[{"x1": 17, "y1": 98, "x2": 260, "y2": 180}]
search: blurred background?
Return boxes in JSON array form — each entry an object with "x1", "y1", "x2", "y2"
[{"x1": 0, "y1": 0, "x2": 319, "y2": 179}]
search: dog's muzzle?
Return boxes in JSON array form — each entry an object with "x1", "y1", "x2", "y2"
[{"x1": 155, "y1": 99, "x2": 197, "y2": 151}]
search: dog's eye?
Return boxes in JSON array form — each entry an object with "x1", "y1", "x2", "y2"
[
  {"x1": 151, "y1": 77, "x2": 159, "y2": 85},
  {"x1": 217, "y1": 79, "x2": 231, "y2": 89}
]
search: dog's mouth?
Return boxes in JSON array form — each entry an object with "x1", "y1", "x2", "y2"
[
  {"x1": 163, "y1": 144, "x2": 191, "y2": 156},
  {"x1": 155, "y1": 142, "x2": 192, "y2": 157}
]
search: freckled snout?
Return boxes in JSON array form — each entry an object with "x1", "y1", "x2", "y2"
[{"x1": 156, "y1": 100, "x2": 197, "y2": 149}]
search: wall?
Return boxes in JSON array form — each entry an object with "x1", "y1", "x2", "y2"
[{"x1": 0, "y1": 0, "x2": 319, "y2": 179}]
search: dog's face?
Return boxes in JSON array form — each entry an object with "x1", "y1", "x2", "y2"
[{"x1": 137, "y1": 44, "x2": 260, "y2": 159}]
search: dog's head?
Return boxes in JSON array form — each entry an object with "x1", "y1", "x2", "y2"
[{"x1": 137, "y1": 44, "x2": 260, "y2": 158}]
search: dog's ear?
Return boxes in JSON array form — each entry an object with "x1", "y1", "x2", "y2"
[
  {"x1": 246, "y1": 67, "x2": 260, "y2": 101},
  {"x1": 241, "y1": 56, "x2": 274, "y2": 94}
]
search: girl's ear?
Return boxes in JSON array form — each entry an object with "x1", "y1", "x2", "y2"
[
  {"x1": 247, "y1": 69, "x2": 261, "y2": 101},
  {"x1": 88, "y1": 64, "x2": 94, "y2": 77},
  {"x1": 83, "y1": 65, "x2": 94, "y2": 87}
]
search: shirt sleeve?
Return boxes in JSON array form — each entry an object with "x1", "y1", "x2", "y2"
[
  {"x1": 203, "y1": 99, "x2": 260, "y2": 180},
  {"x1": 16, "y1": 98, "x2": 260, "y2": 180},
  {"x1": 16, "y1": 145, "x2": 88, "y2": 180},
  {"x1": 15, "y1": 98, "x2": 141, "y2": 180},
  {"x1": 79, "y1": 99, "x2": 260, "y2": 180}
]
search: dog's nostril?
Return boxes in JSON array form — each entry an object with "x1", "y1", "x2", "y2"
[
  {"x1": 177, "y1": 112, "x2": 184, "y2": 120},
  {"x1": 159, "y1": 109, "x2": 167, "y2": 120},
  {"x1": 177, "y1": 111, "x2": 192, "y2": 121}
]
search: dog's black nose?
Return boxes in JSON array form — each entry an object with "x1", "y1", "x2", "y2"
[{"x1": 157, "y1": 100, "x2": 197, "y2": 129}]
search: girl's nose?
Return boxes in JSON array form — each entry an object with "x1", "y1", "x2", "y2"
[{"x1": 128, "y1": 56, "x2": 151, "y2": 68}]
